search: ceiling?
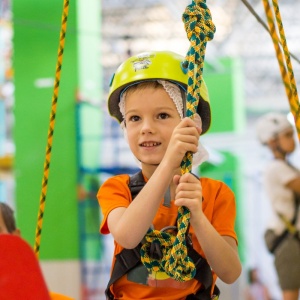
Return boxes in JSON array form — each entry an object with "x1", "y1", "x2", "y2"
[{"x1": 101, "y1": 0, "x2": 300, "y2": 114}]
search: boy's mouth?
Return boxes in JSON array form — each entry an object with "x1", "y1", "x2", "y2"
[{"x1": 140, "y1": 142, "x2": 161, "y2": 147}]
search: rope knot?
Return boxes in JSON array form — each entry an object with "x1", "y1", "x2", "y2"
[
  {"x1": 141, "y1": 229, "x2": 175, "y2": 273},
  {"x1": 181, "y1": 0, "x2": 216, "y2": 122},
  {"x1": 162, "y1": 207, "x2": 196, "y2": 282},
  {"x1": 182, "y1": 0, "x2": 216, "y2": 58},
  {"x1": 140, "y1": 208, "x2": 196, "y2": 282}
]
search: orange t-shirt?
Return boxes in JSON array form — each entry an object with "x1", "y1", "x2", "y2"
[
  {"x1": 50, "y1": 292, "x2": 74, "y2": 300},
  {"x1": 98, "y1": 174, "x2": 237, "y2": 300}
]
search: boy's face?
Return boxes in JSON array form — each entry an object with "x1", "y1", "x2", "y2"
[{"x1": 124, "y1": 86, "x2": 181, "y2": 168}]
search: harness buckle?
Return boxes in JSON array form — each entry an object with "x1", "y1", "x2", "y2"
[{"x1": 150, "y1": 242, "x2": 163, "y2": 260}]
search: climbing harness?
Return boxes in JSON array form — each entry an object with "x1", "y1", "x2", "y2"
[
  {"x1": 105, "y1": 171, "x2": 220, "y2": 300},
  {"x1": 262, "y1": 0, "x2": 300, "y2": 142},
  {"x1": 138, "y1": 0, "x2": 216, "y2": 285},
  {"x1": 34, "y1": 0, "x2": 70, "y2": 257},
  {"x1": 264, "y1": 187, "x2": 300, "y2": 254}
]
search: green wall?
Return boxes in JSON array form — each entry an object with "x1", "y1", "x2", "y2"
[
  {"x1": 200, "y1": 151, "x2": 246, "y2": 264},
  {"x1": 75, "y1": 0, "x2": 103, "y2": 263},
  {"x1": 201, "y1": 58, "x2": 246, "y2": 262},
  {"x1": 13, "y1": 0, "x2": 79, "y2": 259},
  {"x1": 205, "y1": 57, "x2": 245, "y2": 133}
]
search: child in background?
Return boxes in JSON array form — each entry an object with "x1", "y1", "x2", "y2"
[
  {"x1": 256, "y1": 112, "x2": 300, "y2": 300},
  {"x1": 98, "y1": 51, "x2": 241, "y2": 300},
  {"x1": 0, "y1": 202, "x2": 20, "y2": 235},
  {"x1": 244, "y1": 268, "x2": 271, "y2": 300},
  {"x1": 0, "y1": 202, "x2": 74, "y2": 300}
]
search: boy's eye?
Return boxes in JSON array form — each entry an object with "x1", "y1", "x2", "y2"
[
  {"x1": 158, "y1": 113, "x2": 169, "y2": 119},
  {"x1": 129, "y1": 115, "x2": 140, "y2": 122}
]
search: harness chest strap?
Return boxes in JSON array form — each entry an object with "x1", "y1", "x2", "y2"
[{"x1": 273, "y1": 190, "x2": 300, "y2": 248}]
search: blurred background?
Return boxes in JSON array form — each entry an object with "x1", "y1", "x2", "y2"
[{"x1": 0, "y1": 0, "x2": 299, "y2": 299}]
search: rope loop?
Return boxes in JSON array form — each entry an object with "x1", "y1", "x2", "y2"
[
  {"x1": 141, "y1": 229, "x2": 176, "y2": 273},
  {"x1": 163, "y1": 207, "x2": 196, "y2": 281},
  {"x1": 140, "y1": 206, "x2": 196, "y2": 282}
]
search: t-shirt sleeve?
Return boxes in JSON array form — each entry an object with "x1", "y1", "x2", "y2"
[
  {"x1": 267, "y1": 160, "x2": 299, "y2": 186},
  {"x1": 203, "y1": 179, "x2": 238, "y2": 244},
  {"x1": 97, "y1": 175, "x2": 131, "y2": 234}
]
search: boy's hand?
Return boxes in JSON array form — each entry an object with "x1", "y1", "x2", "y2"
[
  {"x1": 164, "y1": 117, "x2": 202, "y2": 170},
  {"x1": 173, "y1": 173, "x2": 203, "y2": 224}
]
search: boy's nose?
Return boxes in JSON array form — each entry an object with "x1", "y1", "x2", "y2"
[{"x1": 141, "y1": 119, "x2": 155, "y2": 134}]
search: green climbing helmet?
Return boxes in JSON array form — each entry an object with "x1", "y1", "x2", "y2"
[{"x1": 107, "y1": 50, "x2": 211, "y2": 134}]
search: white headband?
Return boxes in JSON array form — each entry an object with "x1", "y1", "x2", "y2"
[
  {"x1": 157, "y1": 80, "x2": 184, "y2": 119},
  {"x1": 119, "y1": 80, "x2": 184, "y2": 124}
]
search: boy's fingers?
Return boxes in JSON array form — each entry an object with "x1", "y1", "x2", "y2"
[
  {"x1": 179, "y1": 172, "x2": 199, "y2": 183},
  {"x1": 173, "y1": 174, "x2": 181, "y2": 185},
  {"x1": 181, "y1": 117, "x2": 199, "y2": 129}
]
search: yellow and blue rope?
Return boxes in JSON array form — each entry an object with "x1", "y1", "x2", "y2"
[
  {"x1": 34, "y1": 0, "x2": 70, "y2": 257},
  {"x1": 140, "y1": 0, "x2": 215, "y2": 282},
  {"x1": 262, "y1": 0, "x2": 300, "y2": 141}
]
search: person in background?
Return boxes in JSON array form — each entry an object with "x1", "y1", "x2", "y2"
[
  {"x1": 244, "y1": 268, "x2": 271, "y2": 300},
  {"x1": 0, "y1": 201, "x2": 74, "y2": 300},
  {"x1": 0, "y1": 202, "x2": 20, "y2": 235},
  {"x1": 256, "y1": 112, "x2": 300, "y2": 300}
]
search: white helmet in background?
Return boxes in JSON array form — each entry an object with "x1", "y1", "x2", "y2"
[{"x1": 256, "y1": 112, "x2": 293, "y2": 145}]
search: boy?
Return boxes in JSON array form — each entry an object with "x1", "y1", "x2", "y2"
[
  {"x1": 256, "y1": 112, "x2": 300, "y2": 300},
  {"x1": 98, "y1": 51, "x2": 241, "y2": 299}
]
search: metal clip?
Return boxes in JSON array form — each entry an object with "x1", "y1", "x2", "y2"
[{"x1": 150, "y1": 242, "x2": 163, "y2": 260}]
